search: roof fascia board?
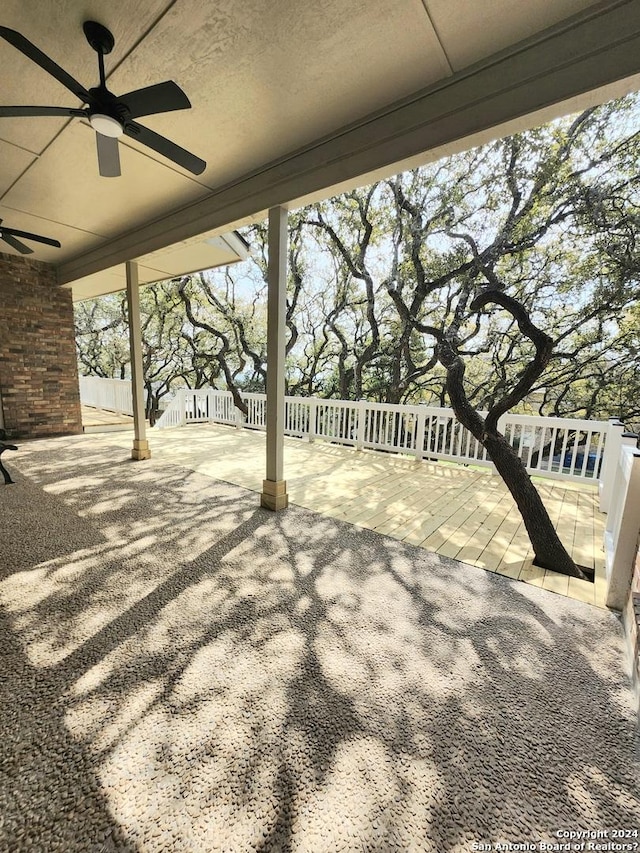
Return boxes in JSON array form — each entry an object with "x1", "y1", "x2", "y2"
[
  {"x1": 57, "y1": 0, "x2": 640, "y2": 286},
  {"x1": 219, "y1": 230, "x2": 251, "y2": 258}
]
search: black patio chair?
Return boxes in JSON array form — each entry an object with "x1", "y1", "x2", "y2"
[{"x1": 0, "y1": 430, "x2": 17, "y2": 485}]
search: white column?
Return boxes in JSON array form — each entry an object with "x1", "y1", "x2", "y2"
[
  {"x1": 605, "y1": 439, "x2": 640, "y2": 610},
  {"x1": 600, "y1": 419, "x2": 625, "y2": 512},
  {"x1": 260, "y1": 207, "x2": 289, "y2": 511},
  {"x1": 126, "y1": 261, "x2": 151, "y2": 460}
]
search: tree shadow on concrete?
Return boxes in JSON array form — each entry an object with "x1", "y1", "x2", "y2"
[
  {"x1": 1, "y1": 434, "x2": 639, "y2": 852},
  {"x1": 0, "y1": 605, "x2": 136, "y2": 853},
  {"x1": 0, "y1": 474, "x2": 106, "y2": 575}
]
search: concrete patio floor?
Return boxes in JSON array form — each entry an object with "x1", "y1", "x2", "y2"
[{"x1": 1, "y1": 434, "x2": 639, "y2": 852}]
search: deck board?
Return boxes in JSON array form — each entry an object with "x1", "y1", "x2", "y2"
[{"x1": 106, "y1": 424, "x2": 606, "y2": 607}]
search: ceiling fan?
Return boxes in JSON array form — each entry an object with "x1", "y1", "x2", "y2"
[
  {"x1": 0, "y1": 218, "x2": 61, "y2": 254},
  {"x1": 0, "y1": 21, "x2": 206, "y2": 178}
]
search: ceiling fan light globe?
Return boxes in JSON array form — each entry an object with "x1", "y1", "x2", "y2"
[{"x1": 89, "y1": 113, "x2": 123, "y2": 137}]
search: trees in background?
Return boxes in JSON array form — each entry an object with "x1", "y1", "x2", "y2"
[
  {"x1": 76, "y1": 97, "x2": 639, "y2": 426},
  {"x1": 75, "y1": 297, "x2": 129, "y2": 379},
  {"x1": 74, "y1": 94, "x2": 640, "y2": 575}
]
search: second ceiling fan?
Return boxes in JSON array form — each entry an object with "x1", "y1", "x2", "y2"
[
  {"x1": 0, "y1": 21, "x2": 206, "y2": 178},
  {"x1": 0, "y1": 218, "x2": 60, "y2": 254}
]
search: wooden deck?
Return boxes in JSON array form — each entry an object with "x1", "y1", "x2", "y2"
[
  {"x1": 108, "y1": 423, "x2": 607, "y2": 608},
  {"x1": 81, "y1": 405, "x2": 135, "y2": 431}
]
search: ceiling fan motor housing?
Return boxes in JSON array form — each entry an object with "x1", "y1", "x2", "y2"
[{"x1": 87, "y1": 85, "x2": 131, "y2": 137}]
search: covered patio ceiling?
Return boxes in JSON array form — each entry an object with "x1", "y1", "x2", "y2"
[
  {"x1": 1, "y1": 0, "x2": 640, "y2": 295},
  {"x1": 68, "y1": 230, "x2": 250, "y2": 301}
]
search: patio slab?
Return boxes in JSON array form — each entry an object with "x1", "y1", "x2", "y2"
[{"x1": 1, "y1": 434, "x2": 638, "y2": 852}]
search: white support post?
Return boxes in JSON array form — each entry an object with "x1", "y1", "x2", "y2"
[
  {"x1": 125, "y1": 261, "x2": 151, "y2": 460},
  {"x1": 600, "y1": 419, "x2": 625, "y2": 513},
  {"x1": 605, "y1": 439, "x2": 640, "y2": 610},
  {"x1": 261, "y1": 207, "x2": 289, "y2": 511}
]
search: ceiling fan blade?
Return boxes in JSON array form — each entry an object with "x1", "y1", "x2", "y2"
[
  {"x1": 0, "y1": 27, "x2": 91, "y2": 103},
  {"x1": 96, "y1": 132, "x2": 121, "y2": 177},
  {"x1": 2, "y1": 227, "x2": 61, "y2": 248},
  {"x1": 124, "y1": 121, "x2": 206, "y2": 175},
  {"x1": 1, "y1": 233, "x2": 33, "y2": 254},
  {"x1": 119, "y1": 81, "x2": 191, "y2": 119},
  {"x1": 0, "y1": 105, "x2": 86, "y2": 118}
]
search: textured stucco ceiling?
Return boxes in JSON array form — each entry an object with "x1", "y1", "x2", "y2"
[{"x1": 1, "y1": 0, "x2": 639, "y2": 289}]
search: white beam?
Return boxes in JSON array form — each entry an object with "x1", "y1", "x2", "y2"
[
  {"x1": 261, "y1": 206, "x2": 288, "y2": 511},
  {"x1": 125, "y1": 260, "x2": 151, "y2": 461}
]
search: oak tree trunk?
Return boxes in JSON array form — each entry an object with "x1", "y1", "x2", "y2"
[
  {"x1": 439, "y1": 288, "x2": 588, "y2": 580},
  {"x1": 482, "y1": 431, "x2": 586, "y2": 578}
]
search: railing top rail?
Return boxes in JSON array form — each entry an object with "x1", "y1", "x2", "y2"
[
  {"x1": 80, "y1": 375, "x2": 131, "y2": 385},
  {"x1": 357, "y1": 400, "x2": 422, "y2": 413},
  {"x1": 307, "y1": 398, "x2": 359, "y2": 408},
  {"x1": 502, "y1": 413, "x2": 610, "y2": 430}
]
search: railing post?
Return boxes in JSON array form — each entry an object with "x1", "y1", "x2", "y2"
[
  {"x1": 600, "y1": 419, "x2": 625, "y2": 513},
  {"x1": 243, "y1": 395, "x2": 254, "y2": 428},
  {"x1": 308, "y1": 398, "x2": 317, "y2": 443},
  {"x1": 605, "y1": 439, "x2": 640, "y2": 610},
  {"x1": 235, "y1": 399, "x2": 245, "y2": 429},
  {"x1": 112, "y1": 380, "x2": 118, "y2": 414},
  {"x1": 414, "y1": 406, "x2": 426, "y2": 461},
  {"x1": 356, "y1": 400, "x2": 367, "y2": 450},
  {"x1": 180, "y1": 389, "x2": 187, "y2": 426}
]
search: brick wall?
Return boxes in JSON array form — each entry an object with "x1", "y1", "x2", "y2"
[{"x1": 0, "y1": 252, "x2": 82, "y2": 438}]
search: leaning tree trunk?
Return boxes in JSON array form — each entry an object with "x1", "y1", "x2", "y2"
[
  {"x1": 483, "y1": 431, "x2": 585, "y2": 577},
  {"x1": 447, "y1": 381, "x2": 587, "y2": 580},
  {"x1": 436, "y1": 287, "x2": 588, "y2": 580}
]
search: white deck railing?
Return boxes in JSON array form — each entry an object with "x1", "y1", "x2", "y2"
[
  {"x1": 79, "y1": 375, "x2": 133, "y2": 416},
  {"x1": 153, "y1": 388, "x2": 610, "y2": 485}
]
